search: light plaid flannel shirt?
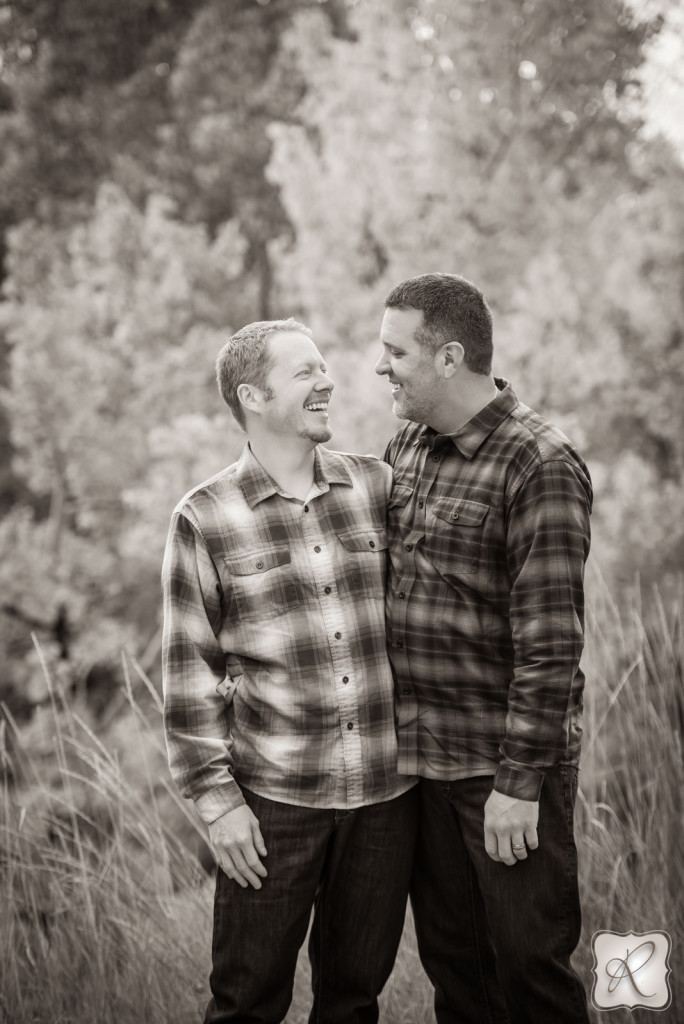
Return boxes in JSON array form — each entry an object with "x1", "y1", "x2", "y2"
[
  {"x1": 385, "y1": 379, "x2": 593, "y2": 801},
  {"x1": 161, "y1": 443, "x2": 414, "y2": 824}
]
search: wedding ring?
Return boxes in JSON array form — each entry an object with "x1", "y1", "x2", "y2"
[{"x1": 512, "y1": 843, "x2": 526, "y2": 850}]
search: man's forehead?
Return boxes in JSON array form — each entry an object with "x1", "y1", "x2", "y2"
[
  {"x1": 267, "y1": 331, "x2": 324, "y2": 366},
  {"x1": 381, "y1": 306, "x2": 424, "y2": 339}
]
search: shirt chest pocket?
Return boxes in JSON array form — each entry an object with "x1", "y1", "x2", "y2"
[
  {"x1": 427, "y1": 498, "x2": 489, "y2": 577},
  {"x1": 336, "y1": 529, "x2": 388, "y2": 597},
  {"x1": 222, "y1": 547, "x2": 302, "y2": 623},
  {"x1": 388, "y1": 482, "x2": 414, "y2": 517}
]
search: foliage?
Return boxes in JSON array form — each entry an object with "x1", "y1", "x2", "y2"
[
  {"x1": 0, "y1": 0, "x2": 681, "y2": 768},
  {"x1": 0, "y1": 183, "x2": 246, "y2": 709},
  {"x1": 0, "y1": 651, "x2": 212, "y2": 1024},
  {"x1": 266, "y1": 0, "x2": 684, "y2": 584}
]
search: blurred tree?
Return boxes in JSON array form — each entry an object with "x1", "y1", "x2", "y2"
[
  {"x1": 0, "y1": 0, "x2": 353, "y2": 516},
  {"x1": 0, "y1": 0, "x2": 204, "y2": 227},
  {"x1": 268, "y1": 0, "x2": 663, "y2": 319},
  {"x1": 156, "y1": 0, "x2": 354, "y2": 319},
  {"x1": 267, "y1": 0, "x2": 684, "y2": 584},
  {"x1": 0, "y1": 0, "x2": 682, "y2": 719},
  {"x1": 0, "y1": 183, "x2": 246, "y2": 708}
]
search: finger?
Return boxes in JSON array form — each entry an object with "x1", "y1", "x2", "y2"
[
  {"x1": 497, "y1": 835, "x2": 517, "y2": 867},
  {"x1": 243, "y1": 848, "x2": 268, "y2": 878},
  {"x1": 484, "y1": 827, "x2": 501, "y2": 862},
  {"x1": 230, "y1": 848, "x2": 265, "y2": 890},
  {"x1": 219, "y1": 854, "x2": 248, "y2": 889},
  {"x1": 511, "y1": 836, "x2": 528, "y2": 861},
  {"x1": 525, "y1": 826, "x2": 539, "y2": 851},
  {"x1": 251, "y1": 821, "x2": 268, "y2": 858}
]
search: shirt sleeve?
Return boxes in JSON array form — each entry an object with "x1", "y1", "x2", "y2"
[
  {"x1": 494, "y1": 459, "x2": 592, "y2": 801},
  {"x1": 161, "y1": 509, "x2": 245, "y2": 822}
]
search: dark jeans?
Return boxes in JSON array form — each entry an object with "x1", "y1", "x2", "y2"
[
  {"x1": 205, "y1": 785, "x2": 418, "y2": 1024},
  {"x1": 411, "y1": 766, "x2": 590, "y2": 1024}
]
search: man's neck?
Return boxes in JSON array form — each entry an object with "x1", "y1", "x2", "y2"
[
  {"x1": 248, "y1": 436, "x2": 317, "y2": 501},
  {"x1": 428, "y1": 375, "x2": 498, "y2": 435}
]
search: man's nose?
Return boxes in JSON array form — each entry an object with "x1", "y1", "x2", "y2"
[
  {"x1": 375, "y1": 352, "x2": 389, "y2": 376},
  {"x1": 316, "y1": 372, "x2": 334, "y2": 392}
]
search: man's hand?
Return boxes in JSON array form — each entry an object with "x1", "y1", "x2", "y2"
[
  {"x1": 208, "y1": 804, "x2": 268, "y2": 889},
  {"x1": 484, "y1": 789, "x2": 539, "y2": 866}
]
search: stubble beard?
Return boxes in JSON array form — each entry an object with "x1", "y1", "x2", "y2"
[
  {"x1": 300, "y1": 424, "x2": 333, "y2": 444},
  {"x1": 393, "y1": 390, "x2": 425, "y2": 425}
]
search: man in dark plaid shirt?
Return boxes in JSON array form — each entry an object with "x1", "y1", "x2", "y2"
[
  {"x1": 162, "y1": 319, "x2": 417, "y2": 1023},
  {"x1": 375, "y1": 274, "x2": 592, "y2": 1024}
]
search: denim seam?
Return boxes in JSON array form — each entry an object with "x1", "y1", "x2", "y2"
[
  {"x1": 560, "y1": 765, "x2": 589, "y2": 1023},
  {"x1": 310, "y1": 886, "x2": 325, "y2": 1024},
  {"x1": 449, "y1": 785, "x2": 501, "y2": 1024}
]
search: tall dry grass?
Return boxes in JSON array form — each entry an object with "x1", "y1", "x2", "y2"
[
  {"x1": 573, "y1": 569, "x2": 683, "y2": 1023},
  {"x1": 1, "y1": 572, "x2": 682, "y2": 1023},
  {"x1": 0, "y1": 647, "x2": 211, "y2": 1024}
]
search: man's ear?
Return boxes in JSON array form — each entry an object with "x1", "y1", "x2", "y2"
[
  {"x1": 236, "y1": 382, "x2": 261, "y2": 419},
  {"x1": 437, "y1": 342, "x2": 464, "y2": 378}
]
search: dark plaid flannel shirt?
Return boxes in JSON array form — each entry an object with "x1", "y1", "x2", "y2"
[
  {"x1": 384, "y1": 379, "x2": 593, "y2": 801},
  {"x1": 162, "y1": 443, "x2": 414, "y2": 824}
]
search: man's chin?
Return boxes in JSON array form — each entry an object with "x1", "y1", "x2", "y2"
[
  {"x1": 392, "y1": 398, "x2": 424, "y2": 424},
  {"x1": 392, "y1": 397, "x2": 411, "y2": 421},
  {"x1": 301, "y1": 426, "x2": 333, "y2": 444}
]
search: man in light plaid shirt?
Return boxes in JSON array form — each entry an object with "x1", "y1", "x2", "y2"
[
  {"x1": 375, "y1": 274, "x2": 592, "y2": 1024},
  {"x1": 162, "y1": 319, "x2": 417, "y2": 1024}
]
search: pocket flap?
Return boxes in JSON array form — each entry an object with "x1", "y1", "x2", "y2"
[
  {"x1": 337, "y1": 530, "x2": 388, "y2": 552},
  {"x1": 432, "y1": 498, "x2": 489, "y2": 527},
  {"x1": 223, "y1": 547, "x2": 291, "y2": 576},
  {"x1": 388, "y1": 483, "x2": 414, "y2": 509}
]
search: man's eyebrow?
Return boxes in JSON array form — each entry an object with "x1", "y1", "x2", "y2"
[{"x1": 293, "y1": 359, "x2": 327, "y2": 372}]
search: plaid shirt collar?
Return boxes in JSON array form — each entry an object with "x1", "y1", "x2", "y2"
[
  {"x1": 415, "y1": 378, "x2": 518, "y2": 460},
  {"x1": 237, "y1": 443, "x2": 354, "y2": 508}
]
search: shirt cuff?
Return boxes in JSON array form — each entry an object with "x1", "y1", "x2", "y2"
[
  {"x1": 494, "y1": 761, "x2": 545, "y2": 801},
  {"x1": 194, "y1": 779, "x2": 246, "y2": 824}
]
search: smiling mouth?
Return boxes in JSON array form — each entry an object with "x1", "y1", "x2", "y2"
[
  {"x1": 391, "y1": 383, "x2": 403, "y2": 393},
  {"x1": 304, "y1": 401, "x2": 329, "y2": 412}
]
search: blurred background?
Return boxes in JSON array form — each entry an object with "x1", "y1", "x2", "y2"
[{"x1": 0, "y1": 1, "x2": 682, "y2": 1021}]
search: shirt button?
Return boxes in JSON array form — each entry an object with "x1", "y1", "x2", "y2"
[
  {"x1": 255, "y1": 561, "x2": 264, "y2": 569},
  {"x1": 369, "y1": 540, "x2": 375, "y2": 548},
  {"x1": 432, "y1": 455, "x2": 440, "y2": 462},
  {"x1": 324, "y1": 586, "x2": 332, "y2": 594},
  {"x1": 304, "y1": 505, "x2": 309, "y2": 512},
  {"x1": 418, "y1": 500, "x2": 424, "y2": 508},
  {"x1": 334, "y1": 631, "x2": 342, "y2": 639},
  {"x1": 451, "y1": 511, "x2": 459, "y2": 520},
  {"x1": 396, "y1": 640, "x2": 404, "y2": 649},
  {"x1": 402, "y1": 687, "x2": 411, "y2": 695},
  {"x1": 405, "y1": 544, "x2": 413, "y2": 552},
  {"x1": 314, "y1": 545, "x2": 321, "y2": 553},
  {"x1": 399, "y1": 592, "x2": 405, "y2": 599},
  {"x1": 342, "y1": 675, "x2": 349, "y2": 684},
  {"x1": 347, "y1": 722, "x2": 354, "y2": 730}
]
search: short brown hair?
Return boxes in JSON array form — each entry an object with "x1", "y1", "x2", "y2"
[
  {"x1": 216, "y1": 318, "x2": 312, "y2": 429},
  {"x1": 385, "y1": 273, "x2": 493, "y2": 374}
]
